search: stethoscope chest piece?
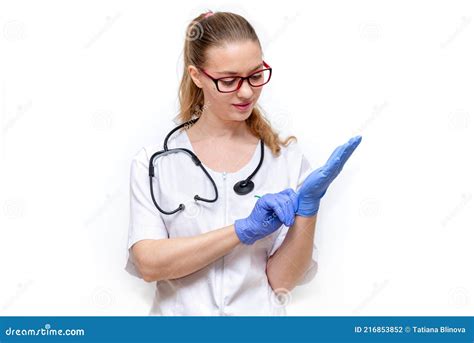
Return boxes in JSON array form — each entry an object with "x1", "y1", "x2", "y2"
[{"x1": 233, "y1": 180, "x2": 255, "y2": 195}]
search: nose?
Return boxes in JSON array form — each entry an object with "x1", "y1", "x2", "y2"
[{"x1": 237, "y1": 79, "x2": 254, "y2": 99}]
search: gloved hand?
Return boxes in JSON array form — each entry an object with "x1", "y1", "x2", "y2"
[
  {"x1": 234, "y1": 188, "x2": 298, "y2": 245},
  {"x1": 296, "y1": 135, "x2": 362, "y2": 217}
]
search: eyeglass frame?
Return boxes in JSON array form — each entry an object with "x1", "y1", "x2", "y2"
[{"x1": 198, "y1": 61, "x2": 272, "y2": 93}]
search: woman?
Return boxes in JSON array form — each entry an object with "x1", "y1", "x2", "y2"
[{"x1": 125, "y1": 11, "x2": 361, "y2": 316}]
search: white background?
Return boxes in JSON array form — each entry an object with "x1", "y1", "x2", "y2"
[{"x1": 0, "y1": 0, "x2": 473, "y2": 316}]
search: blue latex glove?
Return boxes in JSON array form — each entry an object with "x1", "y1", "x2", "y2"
[
  {"x1": 296, "y1": 135, "x2": 362, "y2": 217},
  {"x1": 234, "y1": 188, "x2": 298, "y2": 245}
]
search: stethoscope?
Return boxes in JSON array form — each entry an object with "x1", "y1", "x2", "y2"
[{"x1": 148, "y1": 117, "x2": 265, "y2": 215}]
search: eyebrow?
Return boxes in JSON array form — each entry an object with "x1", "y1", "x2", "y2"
[{"x1": 215, "y1": 63, "x2": 264, "y2": 75}]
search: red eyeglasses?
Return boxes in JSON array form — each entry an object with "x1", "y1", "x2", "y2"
[{"x1": 198, "y1": 61, "x2": 272, "y2": 93}]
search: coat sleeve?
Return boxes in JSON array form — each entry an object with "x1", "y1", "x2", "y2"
[
  {"x1": 267, "y1": 148, "x2": 319, "y2": 286},
  {"x1": 125, "y1": 148, "x2": 169, "y2": 278}
]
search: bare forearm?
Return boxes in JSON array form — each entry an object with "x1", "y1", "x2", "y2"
[
  {"x1": 133, "y1": 225, "x2": 240, "y2": 282},
  {"x1": 266, "y1": 215, "x2": 317, "y2": 291}
]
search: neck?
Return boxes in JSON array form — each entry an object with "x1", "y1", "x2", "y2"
[{"x1": 190, "y1": 110, "x2": 250, "y2": 141}]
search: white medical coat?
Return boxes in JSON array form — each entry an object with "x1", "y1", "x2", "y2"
[{"x1": 125, "y1": 128, "x2": 318, "y2": 316}]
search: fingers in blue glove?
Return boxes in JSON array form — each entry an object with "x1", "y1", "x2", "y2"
[
  {"x1": 259, "y1": 189, "x2": 298, "y2": 227},
  {"x1": 260, "y1": 194, "x2": 287, "y2": 227},
  {"x1": 275, "y1": 195, "x2": 293, "y2": 227},
  {"x1": 295, "y1": 135, "x2": 362, "y2": 218},
  {"x1": 325, "y1": 135, "x2": 362, "y2": 174},
  {"x1": 272, "y1": 204, "x2": 286, "y2": 226},
  {"x1": 338, "y1": 135, "x2": 362, "y2": 169},
  {"x1": 279, "y1": 188, "x2": 299, "y2": 212},
  {"x1": 325, "y1": 145, "x2": 344, "y2": 166},
  {"x1": 277, "y1": 189, "x2": 298, "y2": 226}
]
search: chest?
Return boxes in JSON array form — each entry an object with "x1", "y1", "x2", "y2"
[{"x1": 190, "y1": 140, "x2": 257, "y2": 173}]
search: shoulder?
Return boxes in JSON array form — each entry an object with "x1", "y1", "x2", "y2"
[
  {"x1": 131, "y1": 129, "x2": 185, "y2": 166},
  {"x1": 131, "y1": 144, "x2": 160, "y2": 168},
  {"x1": 274, "y1": 139, "x2": 305, "y2": 163}
]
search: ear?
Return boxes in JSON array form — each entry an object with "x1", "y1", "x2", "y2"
[{"x1": 188, "y1": 65, "x2": 203, "y2": 89}]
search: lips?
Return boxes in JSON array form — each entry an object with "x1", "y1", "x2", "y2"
[{"x1": 232, "y1": 101, "x2": 252, "y2": 111}]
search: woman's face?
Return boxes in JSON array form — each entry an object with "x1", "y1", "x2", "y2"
[{"x1": 189, "y1": 40, "x2": 265, "y2": 122}]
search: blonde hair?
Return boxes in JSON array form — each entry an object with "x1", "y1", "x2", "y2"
[{"x1": 174, "y1": 11, "x2": 296, "y2": 157}]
